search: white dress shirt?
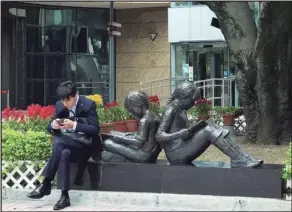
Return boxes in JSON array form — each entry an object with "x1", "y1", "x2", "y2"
[{"x1": 69, "y1": 95, "x2": 79, "y2": 131}]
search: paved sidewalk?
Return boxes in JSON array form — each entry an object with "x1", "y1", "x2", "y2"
[
  {"x1": 2, "y1": 188, "x2": 292, "y2": 211},
  {"x1": 2, "y1": 200, "x2": 181, "y2": 211}
]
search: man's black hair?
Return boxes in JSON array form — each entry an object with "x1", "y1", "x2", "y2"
[{"x1": 56, "y1": 81, "x2": 77, "y2": 100}]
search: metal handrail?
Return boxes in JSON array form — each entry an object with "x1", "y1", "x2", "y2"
[
  {"x1": 139, "y1": 77, "x2": 235, "y2": 107},
  {"x1": 76, "y1": 81, "x2": 108, "y2": 98},
  {"x1": 194, "y1": 78, "x2": 234, "y2": 107}
]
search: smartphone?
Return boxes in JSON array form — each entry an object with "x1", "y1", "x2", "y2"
[{"x1": 56, "y1": 119, "x2": 65, "y2": 126}]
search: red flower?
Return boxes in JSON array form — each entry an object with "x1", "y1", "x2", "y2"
[
  {"x1": 194, "y1": 98, "x2": 212, "y2": 106},
  {"x1": 148, "y1": 95, "x2": 160, "y2": 105},
  {"x1": 39, "y1": 105, "x2": 55, "y2": 119},
  {"x1": 104, "y1": 101, "x2": 119, "y2": 110},
  {"x1": 2, "y1": 107, "x2": 11, "y2": 119},
  {"x1": 1, "y1": 107, "x2": 25, "y2": 122},
  {"x1": 26, "y1": 104, "x2": 42, "y2": 118}
]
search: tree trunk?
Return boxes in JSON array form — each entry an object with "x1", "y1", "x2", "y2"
[
  {"x1": 255, "y1": 2, "x2": 292, "y2": 144},
  {"x1": 204, "y1": 2, "x2": 259, "y2": 143},
  {"x1": 204, "y1": 2, "x2": 292, "y2": 144}
]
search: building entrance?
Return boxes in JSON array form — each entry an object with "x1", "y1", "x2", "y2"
[{"x1": 171, "y1": 42, "x2": 238, "y2": 106}]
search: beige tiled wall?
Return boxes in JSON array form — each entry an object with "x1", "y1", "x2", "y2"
[{"x1": 116, "y1": 7, "x2": 170, "y2": 105}]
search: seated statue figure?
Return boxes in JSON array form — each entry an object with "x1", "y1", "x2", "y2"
[
  {"x1": 155, "y1": 81, "x2": 263, "y2": 168},
  {"x1": 102, "y1": 91, "x2": 161, "y2": 163}
]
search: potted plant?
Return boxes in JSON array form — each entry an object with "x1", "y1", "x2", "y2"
[
  {"x1": 148, "y1": 95, "x2": 161, "y2": 117},
  {"x1": 97, "y1": 107, "x2": 115, "y2": 134},
  {"x1": 86, "y1": 94, "x2": 103, "y2": 107},
  {"x1": 187, "y1": 107, "x2": 198, "y2": 122},
  {"x1": 283, "y1": 143, "x2": 292, "y2": 200},
  {"x1": 194, "y1": 98, "x2": 212, "y2": 121},
  {"x1": 220, "y1": 106, "x2": 237, "y2": 126},
  {"x1": 124, "y1": 110, "x2": 138, "y2": 132},
  {"x1": 105, "y1": 101, "x2": 128, "y2": 132}
]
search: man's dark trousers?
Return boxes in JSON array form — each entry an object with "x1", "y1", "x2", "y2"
[{"x1": 42, "y1": 135, "x2": 90, "y2": 190}]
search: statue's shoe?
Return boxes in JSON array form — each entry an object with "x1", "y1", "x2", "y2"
[{"x1": 231, "y1": 157, "x2": 263, "y2": 168}]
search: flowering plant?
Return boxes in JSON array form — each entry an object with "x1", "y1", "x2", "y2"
[
  {"x1": 86, "y1": 94, "x2": 103, "y2": 107},
  {"x1": 148, "y1": 95, "x2": 161, "y2": 116},
  {"x1": 124, "y1": 110, "x2": 135, "y2": 120},
  {"x1": 2, "y1": 104, "x2": 55, "y2": 164},
  {"x1": 194, "y1": 98, "x2": 212, "y2": 117},
  {"x1": 2, "y1": 104, "x2": 55, "y2": 132},
  {"x1": 104, "y1": 101, "x2": 126, "y2": 122},
  {"x1": 97, "y1": 107, "x2": 114, "y2": 124}
]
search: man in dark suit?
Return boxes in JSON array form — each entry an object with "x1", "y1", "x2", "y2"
[{"x1": 27, "y1": 81, "x2": 102, "y2": 210}]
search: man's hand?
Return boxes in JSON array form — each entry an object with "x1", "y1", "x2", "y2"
[
  {"x1": 52, "y1": 119, "x2": 62, "y2": 130},
  {"x1": 61, "y1": 119, "x2": 75, "y2": 130}
]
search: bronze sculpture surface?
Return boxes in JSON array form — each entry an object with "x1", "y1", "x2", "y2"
[
  {"x1": 155, "y1": 81, "x2": 263, "y2": 168},
  {"x1": 102, "y1": 91, "x2": 161, "y2": 163}
]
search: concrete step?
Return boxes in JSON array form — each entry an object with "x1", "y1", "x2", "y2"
[{"x1": 2, "y1": 188, "x2": 291, "y2": 211}]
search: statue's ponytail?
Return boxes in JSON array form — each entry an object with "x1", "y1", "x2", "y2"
[{"x1": 166, "y1": 94, "x2": 175, "y2": 105}]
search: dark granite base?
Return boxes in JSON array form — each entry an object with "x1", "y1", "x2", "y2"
[{"x1": 57, "y1": 160, "x2": 284, "y2": 199}]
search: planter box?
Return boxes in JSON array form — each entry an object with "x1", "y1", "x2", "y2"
[
  {"x1": 222, "y1": 114, "x2": 234, "y2": 125},
  {"x1": 100, "y1": 123, "x2": 115, "y2": 134}
]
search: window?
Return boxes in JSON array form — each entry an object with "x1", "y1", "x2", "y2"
[
  {"x1": 2, "y1": 2, "x2": 111, "y2": 108},
  {"x1": 170, "y1": 2, "x2": 199, "y2": 7}
]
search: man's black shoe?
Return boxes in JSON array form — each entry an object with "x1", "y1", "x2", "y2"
[
  {"x1": 27, "y1": 184, "x2": 51, "y2": 199},
  {"x1": 53, "y1": 195, "x2": 71, "y2": 210}
]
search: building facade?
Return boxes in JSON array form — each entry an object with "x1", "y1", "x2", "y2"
[
  {"x1": 1, "y1": 2, "x2": 170, "y2": 109},
  {"x1": 1, "y1": 2, "x2": 260, "y2": 109},
  {"x1": 2, "y1": 2, "x2": 111, "y2": 108},
  {"x1": 115, "y1": 7, "x2": 170, "y2": 104}
]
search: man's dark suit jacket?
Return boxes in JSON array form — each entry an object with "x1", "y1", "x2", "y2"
[{"x1": 48, "y1": 95, "x2": 102, "y2": 159}]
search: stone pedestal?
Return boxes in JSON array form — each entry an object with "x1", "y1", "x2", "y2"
[
  {"x1": 58, "y1": 160, "x2": 284, "y2": 199},
  {"x1": 224, "y1": 125, "x2": 236, "y2": 137}
]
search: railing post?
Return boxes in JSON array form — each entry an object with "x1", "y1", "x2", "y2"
[
  {"x1": 222, "y1": 79, "x2": 225, "y2": 107},
  {"x1": 7, "y1": 90, "x2": 10, "y2": 108},
  {"x1": 109, "y1": 1, "x2": 115, "y2": 102},
  {"x1": 229, "y1": 79, "x2": 232, "y2": 106},
  {"x1": 212, "y1": 79, "x2": 215, "y2": 107},
  {"x1": 203, "y1": 81, "x2": 206, "y2": 98}
]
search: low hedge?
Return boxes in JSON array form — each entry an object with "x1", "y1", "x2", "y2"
[
  {"x1": 2, "y1": 128, "x2": 51, "y2": 161},
  {"x1": 283, "y1": 143, "x2": 292, "y2": 180}
]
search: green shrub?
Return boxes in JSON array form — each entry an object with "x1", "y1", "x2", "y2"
[
  {"x1": 2, "y1": 128, "x2": 52, "y2": 161},
  {"x1": 2, "y1": 119, "x2": 50, "y2": 133},
  {"x1": 187, "y1": 107, "x2": 198, "y2": 116},
  {"x1": 283, "y1": 143, "x2": 292, "y2": 180},
  {"x1": 213, "y1": 106, "x2": 242, "y2": 115}
]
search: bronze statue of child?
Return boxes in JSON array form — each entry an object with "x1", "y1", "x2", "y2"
[
  {"x1": 155, "y1": 81, "x2": 263, "y2": 168},
  {"x1": 101, "y1": 91, "x2": 161, "y2": 163}
]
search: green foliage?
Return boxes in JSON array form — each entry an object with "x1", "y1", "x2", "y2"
[
  {"x1": 149, "y1": 102, "x2": 161, "y2": 116},
  {"x1": 282, "y1": 143, "x2": 292, "y2": 180},
  {"x1": 195, "y1": 99, "x2": 212, "y2": 116},
  {"x1": 187, "y1": 107, "x2": 198, "y2": 117},
  {"x1": 2, "y1": 118, "x2": 50, "y2": 133},
  {"x1": 107, "y1": 106, "x2": 127, "y2": 122},
  {"x1": 97, "y1": 108, "x2": 114, "y2": 124},
  {"x1": 124, "y1": 110, "x2": 135, "y2": 120},
  {"x1": 2, "y1": 128, "x2": 52, "y2": 161},
  {"x1": 213, "y1": 106, "x2": 241, "y2": 115}
]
